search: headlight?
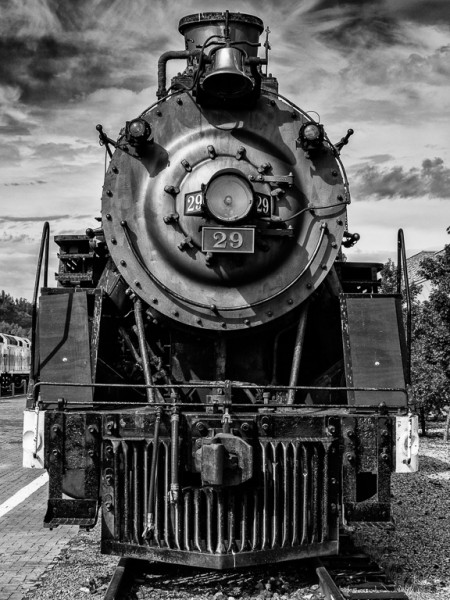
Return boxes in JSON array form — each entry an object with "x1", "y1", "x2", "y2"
[{"x1": 205, "y1": 172, "x2": 254, "y2": 223}]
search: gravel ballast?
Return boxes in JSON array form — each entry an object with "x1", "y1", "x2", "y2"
[
  {"x1": 353, "y1": 424, "x2": 450, "y2": 600},
  {"x1": 24, "y1": 424, "x2": 450, "y2": 600}
]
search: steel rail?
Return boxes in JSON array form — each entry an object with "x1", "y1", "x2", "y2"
[
  {"x1": 316, "y1": 558, "x2": 410, "y2": 600},
  {"x1": 103, "y1": 557, "x2": 146, "y2": 600}
]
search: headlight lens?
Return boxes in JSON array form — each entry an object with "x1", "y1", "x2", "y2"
[
  {"x1": 303, "y1": 123, "x2": 321, "y2": 141},
  {"x1": 205, "y1": 173, "x2": 254, "y2": 222},
  {"x1": 297, "y1": 122, "x2": 325, "y2": 151}
]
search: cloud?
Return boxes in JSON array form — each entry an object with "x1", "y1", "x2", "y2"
[
  {"x1": 309, "y1": 0, "x2": 450, "y2": 29},
  {"x1": 353, "y1": 157, "x2": 450, "y2": 199},
  {"x1": 340, "y1": 45, "x2": 450, "y2": 90},
  {"x1": 0, "y1": 113, "x2": 33, "y2": 136},
  {"x1": 0, "y1": 214, "x2": 72, "y2": 222},
  {"x1": 0, "y1": 35, "x2": 154, "y2": 105},
  {"x1": 0, "y1": 145, "x2": 22, "y2": 164},
  {"x1": 0, "y1": 242, "x2": 57, "y2": 301},
  {"x1": 362, "y1": 154, "x2": 394, "y2": 164},
  {"x1": 0, "y1": 232, "x2": 34, "y2": 243},
  {"x1": 0, "y1": 0, "x2": 176, "y2": 106},
  {"x1": 2, "y1": 180, "x2": 46, "y2": 187}
]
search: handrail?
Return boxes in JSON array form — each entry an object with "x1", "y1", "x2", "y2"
[
  {"x1": 397, "y1": 228, "x2": 412, "y2": 384},
  {"x1": 28, "y1": 222, "x2": 50, "y2": 393},
  {"x1": 30, "y1": 379, "x2": 408, "y2": 408}
]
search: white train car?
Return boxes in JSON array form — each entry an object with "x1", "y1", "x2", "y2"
[{"x1": 0, "y1": 333, "x2": 31, "y2": 394}]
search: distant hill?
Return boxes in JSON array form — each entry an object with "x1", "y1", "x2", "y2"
[{"x1": 0, "y1": 291, "x2": 32, "y2": 337}]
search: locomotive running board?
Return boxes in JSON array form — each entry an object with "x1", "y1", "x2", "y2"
[{"x1": 340, "y1": 294, "x2": 407, "y2": 407}]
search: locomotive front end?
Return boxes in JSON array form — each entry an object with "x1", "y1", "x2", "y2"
[
  {"x1": 24, "y1": 11, "x2": 418, "y2": 570},
  {"x1": 101, "y1": 12, "x2": 347, "y2": 332}
]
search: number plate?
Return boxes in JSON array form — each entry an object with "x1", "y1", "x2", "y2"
[
  {"x1": 184, "y1": 191, "x2": 203, "y2": 216},
  {"x1": 255, "y1": 193, "x2": 273, "y2": 217},
  {"x1": 202, "y1": 227, "x2": 255, "y2": 253}
]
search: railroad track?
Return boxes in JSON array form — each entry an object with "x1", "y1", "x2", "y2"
[
  {"x1": 316, "y1": 555, "x2": 410, "y2": 599},
  {"x1": 103, "y1": 557, "x2": 147, "y2": 600},
  {"x1": 103, "y1": 546, "x2": 411, "y2": 600}
]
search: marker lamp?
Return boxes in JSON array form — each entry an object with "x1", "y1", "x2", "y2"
[
  {"x1": 126, "y1": 118, "x2": 151, "y2": 144},
  {"x1": 298, "y1": 122, "x2": 324, "y2": 151}
]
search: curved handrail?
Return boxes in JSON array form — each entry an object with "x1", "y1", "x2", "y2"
[
  {"x1": 397, "y1": 228, "x2": 412, "y2": 385},
  {"x1": 28, "y1": 222, "x2": 50, "y2": 393}
]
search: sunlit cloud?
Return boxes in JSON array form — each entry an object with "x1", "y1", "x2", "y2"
[{"x1": 353, "y1": 157, "x2": 450, "y2": 199}]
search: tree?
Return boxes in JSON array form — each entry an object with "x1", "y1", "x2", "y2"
[
  {"x1": 381, "y1": 242, "x2": 450, "y2": 441},
  {"x1": 0, "y1": 291, "x2": 32, "y2": 337},
  {"x1": 418, "y1": 244, "x2": 450, "y2": 441}
]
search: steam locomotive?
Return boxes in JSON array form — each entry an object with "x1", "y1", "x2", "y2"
[{"x1": 24, "y1": 12, "x2": 418, "y2": 568}]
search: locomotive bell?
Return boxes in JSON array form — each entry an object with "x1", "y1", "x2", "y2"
[{"x1": 202, "y1": 47, "x2": 254, "y2": 98}]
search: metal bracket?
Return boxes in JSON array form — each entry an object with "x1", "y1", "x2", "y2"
[
  {"x1": 258, "y1": 227, "x2": 295, "y2": 238},
  {"x1": 249, "y1": 172, "x2": 294, "y2": 186}
]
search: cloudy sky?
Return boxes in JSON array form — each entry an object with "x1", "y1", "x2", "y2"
[{"x1": 1, "y1": 0, "x2": 449, "y2": 300}]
